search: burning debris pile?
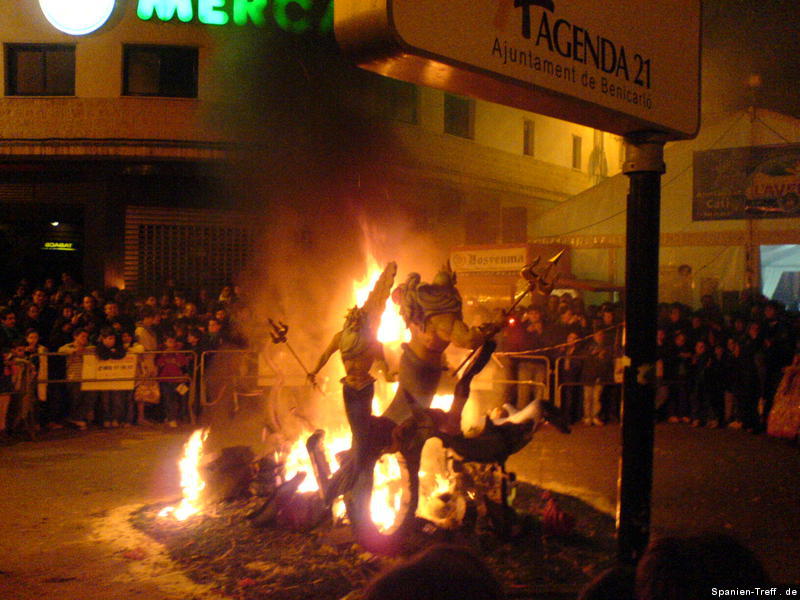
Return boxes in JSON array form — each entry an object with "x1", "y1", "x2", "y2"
[
  {"x1": 151, "y1": 257, "x2": 568, "y2": 548},
  {"x1": 132, "y1": 476, "x2": 615, "y2": 600},
  {"x1": 129, "y1": 251, "x2": 609, "y2": 597}
]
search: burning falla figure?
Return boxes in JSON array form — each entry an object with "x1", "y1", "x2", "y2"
[
  {"x1": 385, "y1": 255, "x2": 567, "y2": 438},
  {"x1": 307, "y1": 261, "x2": 398, "y2": 471},
  {"x1": 381, "y1": 263, "x2": 492, "y2": 427}
]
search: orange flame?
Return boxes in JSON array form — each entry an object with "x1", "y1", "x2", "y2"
[
  {"x1": 369, "y1": 454, "x2": 403, "y2": 531},
  {"x1": 281, "y1": 428, "x2": 403, "y2": 532},
  {"x1": 160, "y1": 252, "x2": 455, "y2": 533},
  {"x1": 284, "y1": 429, "x2": 351, "y2": 494},
  {"x1": 430, "y1": 393, "x2": 454, "y2": 412},
  {"x1": 353, "y1": 254, "x2": 409, "y2": 346},
  {"x1": 158, "y1": 428, "x2": 209, "y2": 521}
]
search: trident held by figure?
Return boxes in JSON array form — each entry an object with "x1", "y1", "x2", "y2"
[
  {"x1": 452, "y1": 250, "x2": 564, "y2": 378},
  {"x1": 268, "y1": 318, "x2": 319, "y2": 390}
]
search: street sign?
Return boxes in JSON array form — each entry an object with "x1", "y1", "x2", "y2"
[{"x1": 335, "y1": 0, "x2": 700, "y2": 140}]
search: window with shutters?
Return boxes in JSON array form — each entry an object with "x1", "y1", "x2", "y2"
[
  {"x1": 5, "y1": 44, "x2": 75, "y2": 96},
  {"x1": 123, "y1": 45, "x2": 198, "y2": 98},
  {"x1": 444, "y1": 93, "x2": 474, "y2": 139}
]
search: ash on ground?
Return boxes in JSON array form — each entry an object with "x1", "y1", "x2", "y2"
[{"x1": 131, "y1": 483, "x2": 615, "y2": 600}]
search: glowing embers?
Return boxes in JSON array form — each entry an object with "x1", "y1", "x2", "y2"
[{"x1": 158, "y1": 428, "x2": 209, "y2": 521}]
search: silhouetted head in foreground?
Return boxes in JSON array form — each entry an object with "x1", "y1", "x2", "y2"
[
  {"x1": 578, "y1": 565, "x2": 636, "y2": 600},
  {"x1": 362, "y1": 544, "x2": 503, "y2": 600},
  {"x1": 635, "y1": 533, "x2": 769, "y2": 600}
]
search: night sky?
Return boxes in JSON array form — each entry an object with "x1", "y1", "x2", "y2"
[{"x1": 702, "y1": 0, "x2": 800, "y2": 118}]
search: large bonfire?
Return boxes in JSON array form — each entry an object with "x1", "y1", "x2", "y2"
[{"x1": 160, "y1": 252, "x2": 456, "y2": 531}]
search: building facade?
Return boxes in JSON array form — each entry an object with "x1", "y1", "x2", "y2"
[{"x1": 0, "y1": 0, "x2": 622, "y2": 295}]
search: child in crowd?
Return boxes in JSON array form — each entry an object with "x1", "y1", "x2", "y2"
[
  {"x1": 134, "y1": 306, "x2": 159, "y2": 425},
  {"x1": 666, "y1": 331, "x2": 693, "y2": 423},
  {"x1": 23, "y1": 329, "x2": 46, "y2": 392},
  {"x1": 8, "y1": 339, "x2": 38, "y2": 436},
  {"x1": 689, "y1": 339, "x2": 717, "y2": 427},
  {"x1": 728, "y1": 337, "x2": 758, "y2": 430},
  {"x1": 59, "y1": 328, "x2": 96, "y2": 430},
  {"x1": 96, "y1": 327, "x2": 128, "y2": 428},
  {"x1": 23, "y1": 329, "x2": 57, "y2": 429},
  {"x1": 155, "y1": 333, "x2": 190, "y2": 428}
]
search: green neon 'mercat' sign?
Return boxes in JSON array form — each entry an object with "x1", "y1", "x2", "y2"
[{"x1": 136, "y1": 0, "x2": 332, "y2": 34}]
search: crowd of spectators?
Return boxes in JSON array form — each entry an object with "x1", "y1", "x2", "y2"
[
  {"x1": 0, "y1": 273, "x2": 249, "y2": 440},
  {"x1": 2, "y1": 272, "x2": 799, "y2": 441},
  {"x1": 495, "y1": 291, "x2": 799, "y2": 433}
]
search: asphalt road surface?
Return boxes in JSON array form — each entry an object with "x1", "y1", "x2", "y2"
[
  {"x1": 509, "y1": 422, "x2": 800, "y2": 585},
  {"x1": 0, "y1": 422, "x2": 798, "y2": 600}
]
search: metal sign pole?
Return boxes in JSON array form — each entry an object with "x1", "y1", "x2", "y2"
[{"x1": 617, "y1": 134, "x2": 665, "y2": 564}]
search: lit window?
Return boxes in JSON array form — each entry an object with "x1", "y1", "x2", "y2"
[
  {"x1": 5, "y1": 44, "x2": 75, "y2": 96},
  {"x1": 444, "y1": 93, "x2": 474, "y2": 139},
  {"x1": 572, "y1": 134, "x2": 583, "y2": 170},
  {"x1": 523, "y1": 119, "x2": 535, "y2": 156},
  {"x1": 123, "y1": 45, "x2": 198, "y2": 98}
]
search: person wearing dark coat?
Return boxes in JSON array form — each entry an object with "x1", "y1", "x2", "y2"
[
  {"x1": 665, "y1": 331, "x2": 692, "y2": 423},
  {"x1": 557, "y1": 331, "x2": 583, "y2": 424},
  {"x1": 761, "y1": 301, "x2": 796, "y2": 429},
  {"x1": 739, "y1": 322, "x2": 766, "y2": 432},
  {"x1": 581, "y1": 330, "x2": 614, "y2": 426},
  {"x1": 0, "y1": 309, "x2": 21, "y2": 353}
]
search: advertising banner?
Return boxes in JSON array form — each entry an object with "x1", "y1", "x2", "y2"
[{"x1": 693, "y1": 144, "x2": 800, "y2": 220}]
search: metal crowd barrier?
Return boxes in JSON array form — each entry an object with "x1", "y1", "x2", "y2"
[
  {"x1": 29, "y1": 349, "x2": 200, "y2": 424},
  {"x1": 198, "y1": 349, "x2": 281, "y2": 407},
  {"x1": 28, "y1": 346, "x2": 701, "y2": 423},
  {"x1": 553, "y1": 354, "x2": 694, "y2": 412},
  {"x1": 492, "y1": 354, "x2": 552, "y2": 402},
  {"x1": 552, "y1": 354, "x2": 622, "y2": 409}
]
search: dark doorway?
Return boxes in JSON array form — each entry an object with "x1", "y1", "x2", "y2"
[{"x1": 0, "y1": 205, "x2": 84, "y2": 293}]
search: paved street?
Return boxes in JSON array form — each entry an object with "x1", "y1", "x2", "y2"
[
  {"x1": 0, "y1": 428, "x2": 196, "y2": 600},
  {"x1": 509, "y1": 422, "x2": 800, "y2": 585},
  {"x1": 0, "y1": 422, "x2": 798, "y2": 600}
]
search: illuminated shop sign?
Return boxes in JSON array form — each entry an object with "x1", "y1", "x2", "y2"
[
  {"x1": 450, "y1": 244, "x2": 530, "y2": 274},
  {"x1": 39, "y1": 0, "x2": 117, "y2": 35},
  {"x1": 42, "y1": 241, "x2": 77, "y2": 251},
  {"x1": 136, "y1": 0, "x2": 332, "y2": 33}
]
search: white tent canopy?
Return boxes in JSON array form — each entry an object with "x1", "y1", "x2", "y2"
[{"x1": 529, "y1": 108, "x2": 800, "y2": 306}]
